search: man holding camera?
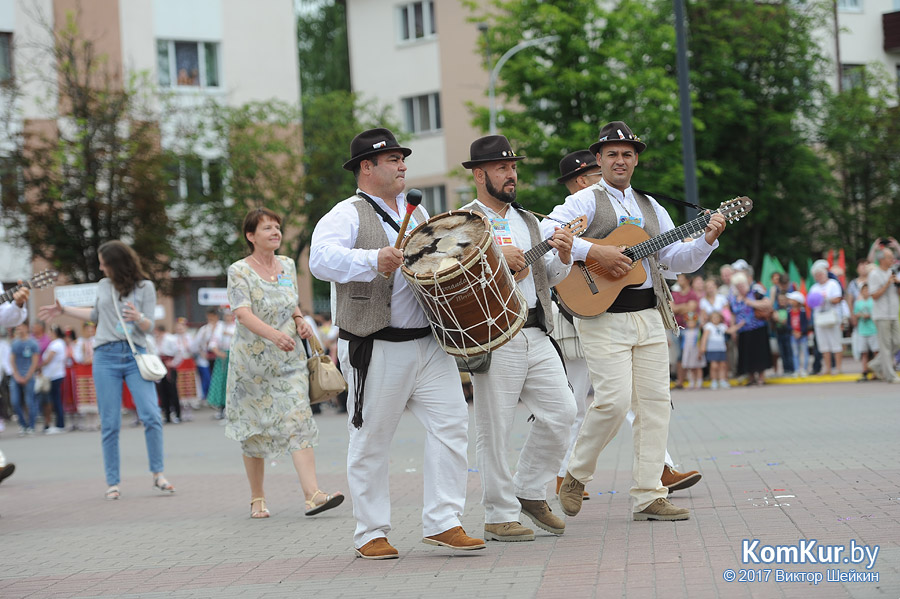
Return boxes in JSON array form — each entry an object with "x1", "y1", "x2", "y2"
[{"x1": 868, "y1": 238, "x2": 900, "y2": 384}]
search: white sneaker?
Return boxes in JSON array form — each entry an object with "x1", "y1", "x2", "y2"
[
  {"x1": 719, "y1": 379, "x2": 731, "y2": 388},
  {"x1": 44, "y1": 426, "x2": 65, "y2": 435},
  {"x1": 710, "y1": 380, "x2": 719, "y2": 390}
]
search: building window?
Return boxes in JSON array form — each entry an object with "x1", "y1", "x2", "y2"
[
  {"x1": 402, "y1": 93, "x2": 442, "y2": 134},
  {"x1": 421, "y1": 185, "x2": 446, "y2": 215},
  {"x1": 157, "y1": 40, "x2": 220, "y2": 88},
  {"x1": 840, "y1": 64, "x2": 865, "y2": 90},
  {"x1": 0, "y1": 32, "x2": 12, "y2": 83},
  {"x1": 169, "y1": 157, "x2": 226, "y2": 200},
  {"x1": 837, "y1": 0, "x2": 862, "y2": 11},
  {"x1": 397, "y1": 1, "x2": 436, "y2": 42}
]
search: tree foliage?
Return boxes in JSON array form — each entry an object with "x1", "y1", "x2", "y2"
[
  {"x1": 820, "y1": 65, "x2": 900, "y2": 261},
  {"x1": 1, "y1": 12, "x2": 175, "y2": 285},
  {"x1": 297, "y1": 0, "x2": 351, "y2": 96}
]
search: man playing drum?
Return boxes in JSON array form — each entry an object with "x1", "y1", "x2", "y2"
[
  {"x1": 460, "y1": 135, "x2": 577, "y2": 542},
  {"x1": 309, "y1": 128, "x2": 485, "y2": 559}
]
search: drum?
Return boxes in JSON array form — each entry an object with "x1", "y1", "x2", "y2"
[{"x1": 400, "y1": 210, "x2": 526, "y2": 357}]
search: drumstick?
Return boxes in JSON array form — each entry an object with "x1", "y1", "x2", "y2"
[{"x1": 380, "y1": 189, "x2": 423, "y2": 278}]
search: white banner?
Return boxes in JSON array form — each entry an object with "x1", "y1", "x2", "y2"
[
  {"x1": 198, "y1": 287, "x2": 228, "y2": 306},
  {"x1": 54, "y1": 283, "x2": 99, "y2": 307}
]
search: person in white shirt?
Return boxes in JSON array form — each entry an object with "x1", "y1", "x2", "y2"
[
  {"x1": 309, "y1": 128, "x2": 484, "y2": 559},
  {"x1": 544, "y1": 121, "x2": 726, "y2": 523},
  {"x1": 154, "y1": 324, "x2": 182, "y2": 423},
  {"x1": 193, "y1": 309, "x2": 220, "y2": 398},
  {"x1": 0, "y1": 279, "x2": 29, "y2": 486},
  {"x1": 40, "y1": 326, "x2": 67, "y2": 433},
  {"x1": 459, "y1": 135, "x2": 576, "y2": 542},
  {"x1": 867, "y1": 241, "x2": 900, "y2": 383}
]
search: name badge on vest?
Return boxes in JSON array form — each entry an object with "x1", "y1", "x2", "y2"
[
  {"x1": 491, "y1": 218, "x2": 514, "y2": 246},
  {"x1": 618, "y1": 214, "x2": 643, "y2": 227},
  {"x1": 276, "y1": 273, "x2": 293, "y2": 287}
]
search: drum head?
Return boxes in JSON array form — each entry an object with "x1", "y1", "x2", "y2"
[{"x1": 402, "y1": 211, "x2": 489, "y2": 276}]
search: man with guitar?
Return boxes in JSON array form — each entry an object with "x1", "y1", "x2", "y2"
[
  {"x1": 460, "y1": 135, "x2": 577, "y2": 542},
  {"x1": 551, "y1": 150, "x2": 702, "y2": 500},
  {"x1": 545, "y1": 121, "x2": 727, "y2": 522},
  {"x1": 0, "y1": 279, "x2": 33, "y2": 487}
]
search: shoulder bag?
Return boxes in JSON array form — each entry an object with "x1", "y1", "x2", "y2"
[
  {"x1": 305, "y1": 333, "x2": 347, "y2": 404},
  {"x1": 111, "y1": 287, "x2": 167, "y2": 382}
]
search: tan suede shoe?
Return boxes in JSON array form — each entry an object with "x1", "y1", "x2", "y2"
[
  {"x1": 518, "y1": 498, "x2": 565, "y2": 535},
  {"x1": 557, "y1": 472, "x2": 585, "y2": 517},
  {"x1": 355, "y1": 537, "x2": 400, "y2": 559},
  {"x1": 556, "y1": 475, "x2": 589, "y2": 499},
  {"x1": 660, "y1": 465, "x2": 702, "y2": 492},
  {"x1": 484, "y1": 521, "x2": 535, "y2": 542},
  {"x1": 633, "y1": 498, "x2": 690, "y2": 521},
  {"x1": 422, "y1": 526, "x2": 486, "y2": 550}
]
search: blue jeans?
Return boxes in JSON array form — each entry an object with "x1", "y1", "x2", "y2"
[
  {"x1": 790, "y1": 335, "x2": 809, "y2": 373},
  {"x1": 93, "y1": 341, "x2": 164, "y2": 486},
  {"x1": 10, "y1": 377, "x2": 37, "y2": 430},
  {"x1": 48, "y1": 377, "x2": 65, "y2": 428}
]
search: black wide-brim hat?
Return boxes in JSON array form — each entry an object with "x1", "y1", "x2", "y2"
[
  {"x1": 557, "y1": 149, "x2": 599, "y2": 183},
  {"x1": 343, "y1": 128, "x2": 412, "y2": 171},
  {"x1": 461, "y1": 135, "x2": 525, "y2": 169},
  {"x1": 588, "y1": 121, "x2": 647, "y2": 155}
]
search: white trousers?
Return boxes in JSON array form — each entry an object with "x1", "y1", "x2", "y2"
[
  {"x1": 471, "y1": 327, "x2": 576, "y2": 524},
  {"x1": 558, "y1": 357, "x2": 675, "y2": 478},
  {"x1": 338, "y1": 336, "x2": 469, "y2": 547},
  {"x1": 570, "y1": 308, "x2": 671, "y2": 512},
  {"x1": 872, "y1": 319, "x2": 900, "y2": 382}
]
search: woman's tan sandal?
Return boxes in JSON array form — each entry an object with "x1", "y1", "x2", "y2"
[
  {"x1": 304, "y1": 489, "x2": 344, "y2": 516},
  {"x1": 250, "y1": 497, "x2": 270, "y2": 519}
]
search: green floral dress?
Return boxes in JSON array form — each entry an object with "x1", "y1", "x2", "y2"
[{"x1": 224, "y1": 256, "x2": 318, "y2": 458}]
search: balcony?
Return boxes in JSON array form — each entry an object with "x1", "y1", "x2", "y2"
[{"x1": 883, "y1": 10, "x2": 900, "y2": 52}]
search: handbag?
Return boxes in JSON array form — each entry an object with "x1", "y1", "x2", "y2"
[
  {"x1": 815, "y1": 308, "x2": 838, "y2": 327},
  {"x1": 111, "y1": 287, "x2": 167, "y2": 382},
  {"x1": 305, "y1": 333, "x2": 346, "y2": 404}
]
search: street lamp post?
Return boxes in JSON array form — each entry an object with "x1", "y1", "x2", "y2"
[{"x1": 482, "y1": 33, "x2": 560, "y2": 135}]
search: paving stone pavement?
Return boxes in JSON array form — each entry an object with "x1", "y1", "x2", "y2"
[{"x1": 0, "y1": 380, "x2": 898, "y2": 599}]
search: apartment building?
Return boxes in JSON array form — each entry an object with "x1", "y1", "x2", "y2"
[
  {"x1": 831, "y1": 0, "x2": 900, "y2": 91},
  {"x1": 346, "y1": 0, "x2": 489, "y2": 214},
  {"x1": 0, "y1": 0, "x2": 307, "y2": 324}
]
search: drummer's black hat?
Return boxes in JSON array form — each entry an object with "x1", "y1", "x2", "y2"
[
  {"x1": 462, "y1": 135, "x2": 525, "y2": 169},
  {"x1": 343, "y1": 128, "x2": 412, "y2": 171},
  {"x1": 589, "y1": 121, "x2": 647, "y2": 155},
  {"x1": 557, "y1": 150, "x2": 599, "y2": 183}
]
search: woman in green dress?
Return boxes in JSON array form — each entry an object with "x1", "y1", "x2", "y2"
[{"x1": 225, "y1": 208, "x2": 344, "y2": 519}]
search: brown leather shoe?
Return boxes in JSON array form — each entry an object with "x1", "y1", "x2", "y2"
[
  {"x1": 558, "y1": 472, "x2": 585, "y2": 517},
  {"x1": 660, "y1": 465, "x2": 701, "y2": 492},
  {"x1": 423, "y1": 526, "x2": 486, "y2": 550},
  {"x1": 484, "y1": 521, "x2": 535, "y2": 542},
  {"x1": 355, "y1": 537, "x2": 400, "y2": 559},
  {"x1": 556, "y1": 475, "x2": 589, "y2": 499},
  {"x1": 518, "y1": 498, "x2": 565, "y2": 534},
  {"x1": 633, "y1": 498, "x2": 690, "y2": 521}
]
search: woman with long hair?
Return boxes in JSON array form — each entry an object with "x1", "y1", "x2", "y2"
[
  {"x1": 225, "y1": 207, "x2": 343, "y2": 518},
  {"x1": 39, "y1": 240, "x2": 175, "y2": 500}
]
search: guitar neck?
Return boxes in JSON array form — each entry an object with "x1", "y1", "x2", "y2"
[
  {"x1": 0, "y1": 281, "x2": 29, "y2": 305},
  {"x1": 523, "y1": 239, "x2": 553, "y2": 268},
  {"x1": 623, "y1": 212, "x2": 713, "y2": 262}
]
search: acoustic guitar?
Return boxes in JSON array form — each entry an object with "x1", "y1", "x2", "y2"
[
  {"x1": 511, "y1": 215, "x2": 587, "y2": 282},
  {"x1": 0, "y1": 269, "x2": 59, "y2": 304},
  {"x1": 555, "y1": 197, "x2": 753, "y2": 318}
]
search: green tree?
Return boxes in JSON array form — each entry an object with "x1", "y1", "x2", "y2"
[
  {"x1": 0, "y1": 12, "x2": 175, "y2": 285},
  {"x1": 687, "y1": 0, "x2": 834, "y2": 270},
  {"x1": 820, "y1": 65, "x2": 900, "y2": 260},
  {"x1": 297, "y1": 0, "x2": 351, "y2": 96},
  {"x1": 464, "y1": 0, "x2": 699, "y2": 216}
]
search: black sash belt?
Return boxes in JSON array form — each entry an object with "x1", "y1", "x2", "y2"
[
  {"x1": 607, "y1": 288, "x2": 657, "y2": 313},
  {"x1": 524, "y1": 308, "x2": 542, "y2": 328},
  {"x1": 339, "y1": 326, "x2": 431, "y2": 428}
]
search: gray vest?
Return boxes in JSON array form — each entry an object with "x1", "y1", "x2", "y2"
[
  {"x1": 584, "y1": 187, "x2": 679, "y2": 332},
  {"x1": 463, "y1": 201, "x2": 553, "y2": 335},
  {"x1": 334, "y1": 195, "x2": 427, "y2": 337}
]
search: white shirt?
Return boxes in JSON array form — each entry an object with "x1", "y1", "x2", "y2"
[
  {"x1": 703, "y1": 322, "x2": 728, "y2": 353},
  {"x1": 42, "y1": 338, "x2": 67, "y2": 380},
  {"x1": 0, "y1": 282, "x2": 28, "y2": 328},
  {"x1": 0, "y1": 339, "x2": 12, "y2": 376},
  {"x1": 700, "y1": 294, "x2": 728, "y2": 315},
  {"x1": 468, "y1": 199, "x2": 571, "y2": 309},
  {"x1": 868, "y1": 266, "x2": 900, "y2": 321},
  {"x1": 809, "y1": 279, "x2": 842, "y2": 317},
  {"x1": 540, "y1": 179, "x2": 718, "y2": 289},
  {"x1": 193, "y1": 321, "x2": 219, "y2": 366},
  {"x1": 309, "y1": 190, "x2": 429, "y2": 329}
]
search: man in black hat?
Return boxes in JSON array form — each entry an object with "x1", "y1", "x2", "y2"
[
  {"x1": 310, "y1": 128, "x2": 485, "y2": 559},
  {"x1": 460, "y1": 134, "x2": 577, "y2": 542},
  {"x1": 551, "y1": 149, "x2": 701, "y2": 501},
  {"x1": 542, "y1": 121, "x2": 727, "y2": 523}
]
